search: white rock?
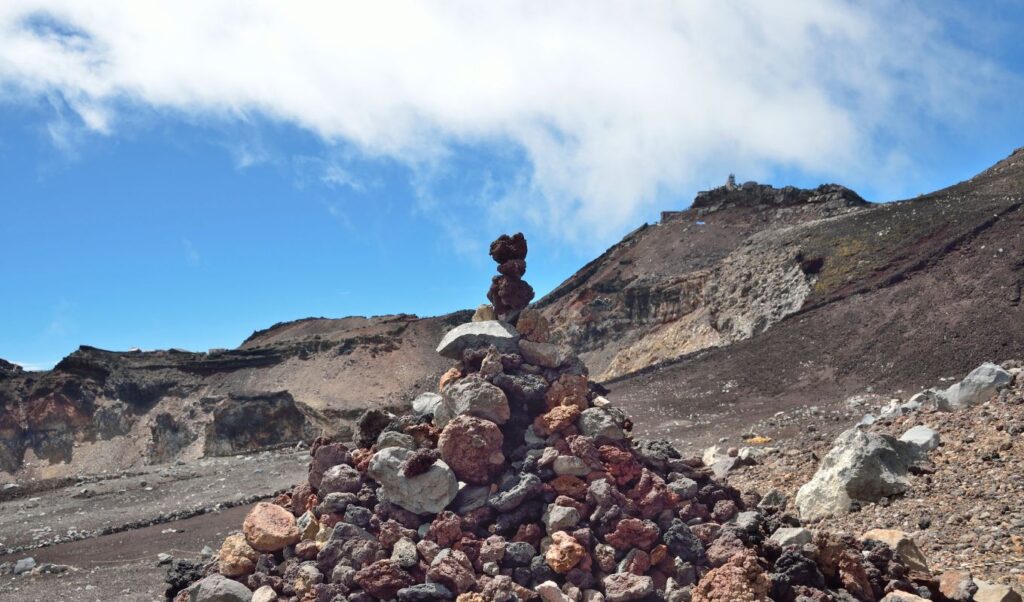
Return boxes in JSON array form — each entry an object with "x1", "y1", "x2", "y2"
[
  {"x1": 411, "y1": 392, "x2": 443, "y2": 416},
  {"x1": 973, "y1": 580, "x2": 1023, "y2": 602},
  {"x1": 937, "y1": 362, "x2": 1013, "y2": 410},
  {"x1": 436, "y1": 321, "x2": 519, "y2": 359},
  {"x1": 251, "y1": 585, "x2": 278, "y2": 602},
  {"x1": 796, "y1": 428, "x2": 920, "y2": 522},
  {"x1": 899, "y1": 425, "x2": 940, "y2": 451},
  {"x1": 367, "y1": 447, "x2": 458, "y2": 514},
  {"x1": 770, "y1": 527, "x2": 813, "y2": 547},
  {"x1": 536, "y1": 580, "x2": 572, "y2": 602}
]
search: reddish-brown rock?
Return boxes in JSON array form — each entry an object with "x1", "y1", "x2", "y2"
[
  {"x1": 605, "y1": 518, "x2": 660, "y2": 551},
  {"x1": 242, "y1": 502, "x2": 301, "y2": 552},
  {"x1": 488, "y1": 275, "x2": 535, "y2": 315},
  {"x1": 400, "y1": 448, "x2": 440, "y2": 478},
  {"x1": 516, "y1": 308, "x2": 551, "y2": 343},
  {"x1": 427, "y1": 549, "x2": 476, "y2": 594},
  {"x1": 489, "y1": 233, "x2": 528, "y2": 263},
  {"x1": 545, "y1": 374, "x2": 589, "y2": 411},
  {"x1": 546, "y1": 531, "x2": 586, "y2": 574},
  {"x1": 438, "y1": 415, "x2": 505, "y2": 484},
  {"x1": 550, "y1": 475, "x2": 589, "y2": 500},
  {"x1": 534, "y1": 405, "x2": 582, "y2": 437},
  {"x1": 691, "y1": 549, "x2": 771, "y2": 602},
  {"x1": 599, "y1": 445, "x2": 643, "y2": 486},
  {"x1": 354, "y1": 559, "x2": 415, "y2": 599},
  {"x1": 426, "y1": 511, "x2": 464, "y2": 548}
]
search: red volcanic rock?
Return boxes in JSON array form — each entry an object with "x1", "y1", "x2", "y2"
[
  {"x1": 512, "y1": 523, "x2": 544, "y2": 549},
  {"x1": 427, "y1": 548, "x2": 476, "y2": 594},
  {"x1": 546, "y1": 531, "x2": 586, "y2": 574},
  {"x1": 545, "y1": 374, "x2": 589, "y2": 411},
  {"x1": 605, "y1": 518, "x2": 660, "y2": 551},
  {"x1": 498, "y1": 259, "x2": 526, "y2": 278},
  {"x1": 711, "y1": 499, "x2": 738, "y2": 523},
  {"x1": 399, "y1": 448, "x2": 440, "y2": 478},
  {"x1": 242, "y1": 502, "x2": 301, "y2": 552},
  {"x1": 290, "y1": 481, "x2": 314, "y2": 518},
  {"x1": 437, "y1": 415, "x2": 505, "y2": 484},
  {"x1": 599, "y1": 445, "x2": 643, "y2": 486},
  {"x1": 691, "y1": 549, "x2": 771, "y2": 602},
  {"x1": 489, "y1": 232, "x2": 528, "y2": 263},
  {"x1": 488, "y1": 275, "x2": 535, "y2": 315},
  {"x1": 516, "y1": 308, "x2": 551, "y2": 343},
  {"x1": 534, "y1": 405, "x2": 582, "y2": 437},
  {"x1": 549, "y1": 475, "x2": 589, "y2": 501},
  {"x1": 567, "y1": 435, "x2": 603, "y2": 470},
  {"x1": 354, "y1": 559, "x2": 415, "y2": 599},
  {"x1": 426, "y1": 511, "x2": 464, "y2": 548}
]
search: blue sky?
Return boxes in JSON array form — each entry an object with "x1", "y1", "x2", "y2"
[{"x1": 1, "y1": 1, "x2": 1023, "y2": 369}]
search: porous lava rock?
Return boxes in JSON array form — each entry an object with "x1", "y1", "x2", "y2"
[{"x1": 437, "y1": 415, "x2": 505, "y2": 484}]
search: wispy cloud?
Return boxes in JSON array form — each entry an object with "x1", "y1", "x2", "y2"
[
  {"x1": 0, "y1": 1, "x2": 1015, "y2": 242},
  {"x1": 44, "y1": 298, "x2": 74, "y2": 336},
  {"x1": 11, "y1": 359, "x2": 54, "y2": 371},
  {"x1": 181, "y1": 238, "x2": 200, "y2": 265}
]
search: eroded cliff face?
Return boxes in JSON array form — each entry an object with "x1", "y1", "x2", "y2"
[
  {"x1": 536, "y1": 182, "x2": 868, "y2": 380},
  {"x1": 0, "y1": 312, "x2": 465, "y2": 478}
]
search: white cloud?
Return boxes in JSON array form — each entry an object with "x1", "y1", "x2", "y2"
[{"x1": 0, "y1": 1, "x2": 1009, "y2": 240}]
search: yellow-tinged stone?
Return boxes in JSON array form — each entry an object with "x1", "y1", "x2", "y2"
[
  {"x1": 861, "y1": 529, "x2": 930, "y2": 575},
  {"x1": 297, "y1": 510, "x2": 319, "y2": 541},
  {"x1": 218, "y1": 532, "x2": 258, "y2": 577}
]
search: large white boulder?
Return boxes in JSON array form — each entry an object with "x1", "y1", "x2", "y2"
[
  {"x1": 937, "y1": 362, "x2": 1013, "y2": 410},
  {"x1": 796, "y1": 428, "x2": 920, "y2": 522},
  {"x1": 436, "y1": 320, "x2": 519, "y2": 359},
  {"x1": 367, "y1": 447, "x2": 458, "y2": 515}
]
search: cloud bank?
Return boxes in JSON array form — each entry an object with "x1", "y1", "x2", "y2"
[{"x1": 0, "y1": 1, "x2": 1006, "y2": 239}]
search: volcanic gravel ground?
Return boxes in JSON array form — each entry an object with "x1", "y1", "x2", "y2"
[
  {"x1": 0, "y1": 449, "x2": 307, "y2": 600},
  {"x1": 727, "y1": 387, "x2": 1024, "y2": 588}
]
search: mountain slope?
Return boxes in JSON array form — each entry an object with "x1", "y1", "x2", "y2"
[
  {"x1": 2, "y1": 147, "x2": 1022, "y2": 479},
  {"x1": 611, "y1": 147, "x2": 1024, "y2": 445}
]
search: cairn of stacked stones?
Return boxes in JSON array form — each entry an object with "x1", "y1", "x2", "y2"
[
  {"x1": 486, "y1": 232, "x2": 535, "y2": 319},
  {"x1": 170, "y1": 233, "x2": 948, "y2": 602}
]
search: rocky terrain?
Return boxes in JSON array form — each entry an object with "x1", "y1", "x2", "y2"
[
  {"x1": 0, "y1": 313, "x2": 466, "y2": 480},
  {"x1": 134, "y1": 235, "x2": 1022, "y2": 602},
  {"x1": 3, "y1": 148, "x2": 1023, "y2": 482},
  {"x1": 1, "y1": 149, "x2": 1023, "y2": 599}
]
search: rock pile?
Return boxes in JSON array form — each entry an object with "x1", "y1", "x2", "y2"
[{"x1": 169, "y1": 234, "x2": 970, "y2": 602}]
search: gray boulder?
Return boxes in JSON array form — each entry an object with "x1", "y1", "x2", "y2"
[
  {"x1": 367, "y1": 447, "x2": 458, "y2": 515},
  {"x1": 185, "y1": 574, "x2": 253, "y2": 602},
  {"x1": 435, "y1": 376, "x2": 510, "y2": 427},
  {"x1": 577, "y1": 407, "x2": 625, "y2": 441},
  {"x1": 796, "y1": 428, "x2": 920, "y2": 522},
  {"x1": 13, "y1": 557, "x2": 35, "y2": 575},
  {"x1": 543, "y1": 503, "x2": 581, "y2": 532},
  {"x1": 899, "y1": 425, "x2": 940, "y2": 451},
  {"x1": 937, "y1": 362, "x2": 1013, "y2": 410},
  {"x1": 770, "y1": 527, "x2": 813, "y2": 547},
  {"x1": 436, "y1": 320, "x2": 519, "y2": 359},
  {"x1": 411, "y1": 392, "x2": 443, "y2": 416},
  {"x1": 376, "y1": 430, "x2": 416, "y2": 450},
  {"x1": 518, "y1": 339, "x2": 567, "y2": 368}
]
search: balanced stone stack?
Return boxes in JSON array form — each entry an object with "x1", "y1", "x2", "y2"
[
  {"x1": 486, "y1": 232, "x2": 534, "y2": 319},
  {"x1": 170, "y1": 234, "x2": 950, "y2": 602}
]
